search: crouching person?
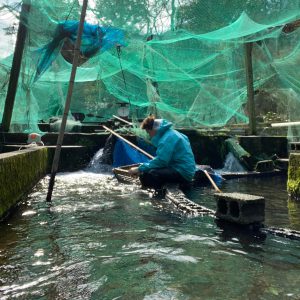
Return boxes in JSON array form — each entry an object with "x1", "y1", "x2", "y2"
[{"x1": 128, "y1": 116, "x2": 196, "y2": 195}]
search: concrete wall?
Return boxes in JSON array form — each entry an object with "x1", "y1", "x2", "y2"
[
  {"x1": 0, "y1": 148, "x2": 48, "y2": 220},
  {"x1": 1, "y1": 132, "x2": 289, "y2": 169},
  {"x1": 288, "y1": 153, "x2": 300, "y2": 199},
  {"x1": 183, "y1": 130, "x2": 228, "y2": 168},
  {"x1": 238, "y1": 136, "x2": 288, "y2": 158},
  {"x1": 1, "y1": 132, "x2": 108, "y2": 148}
]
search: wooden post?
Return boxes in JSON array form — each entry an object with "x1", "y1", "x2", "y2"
[
  {"x1": 46, "y1": 0, "x2": 88, "y2": 202},
  {"x1": 244, "y1": 42, "x2": 257, "y2": 135},
  {"x1": 171, "y1": 0, "x2": 176, "y2": 31},
  {"x1": 1, "y1": 1, "x2": 31, "y2": 132}
]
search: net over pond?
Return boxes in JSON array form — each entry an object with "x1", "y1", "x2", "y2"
[{"x1": 1, "y1": 1, "x2": 300, "y2": 137}]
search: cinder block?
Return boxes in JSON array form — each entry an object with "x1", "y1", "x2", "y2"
[
  {"x1": 255, "y1": 160, "x2": 274, "y2": 172},
  {"x1": 274, "y1": 158, "x2": 289, "y2": 171},
  {"x1": 290, "y1": 142, "x2": 300, "y2": 152},
  {"x1": 215, "y1": 192, "x2": 265, "y2": 225}
]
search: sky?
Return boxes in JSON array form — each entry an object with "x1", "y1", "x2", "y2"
[
  {"x1": 0, "y1": 0, "x2": 97, "y2": 59},
  {"x1": 0, "y1": 0, "x2": 18, "y2": 58}
]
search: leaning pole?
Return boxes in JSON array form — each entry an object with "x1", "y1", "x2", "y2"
[{"x1": 46, "y1": 0, "x2": 88, "y2": 202}]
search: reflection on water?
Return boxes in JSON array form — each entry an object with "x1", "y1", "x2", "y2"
[
  {"x1": 189, "y1": 175, "x2": 300, "y2": 230},
  {"x1": 0, "y1": 172, "x2": 299, "y2": 299}
]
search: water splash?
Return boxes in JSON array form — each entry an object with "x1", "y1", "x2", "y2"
[
  {"x1": 219, "y1": 152, "x2": 247, "y2": 173},
  {"x1": 86, "y1": 148, "x2": 113, "y2": 173}
]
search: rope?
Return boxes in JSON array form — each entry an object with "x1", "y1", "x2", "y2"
[
  {"x1": 116, "y1": 45, "x2": 131, "y2": 108},
  {"x1": 65, "y1": 0, "x2": 77, "y2": 21}
]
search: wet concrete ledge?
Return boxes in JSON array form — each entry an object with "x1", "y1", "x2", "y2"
[
  {"x1": 1, "y1": 132, "x2": 288, "y2": 169},
  {"x1": 0, "y1": 148, "x2": 48, "y2": 220},
  {"x1": 4, "y1": 145, "x2": 96, "y2": 172},
  {"x1": 0, "y1": 144, "x2": 97, "y2": 221}
]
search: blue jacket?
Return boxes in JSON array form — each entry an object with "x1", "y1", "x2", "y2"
[{"x1": 138, "y1": 120, "x2": 196, "y2": 181}]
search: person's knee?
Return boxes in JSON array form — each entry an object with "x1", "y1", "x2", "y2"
[
  {"x1": 148, "y1": 169, "x2": 160, "y2": 179},
  {"x1": 140, "y1": 170, "x2": 162, "y2": 189}
]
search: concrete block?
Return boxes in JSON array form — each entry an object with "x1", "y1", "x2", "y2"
[
  {"x1": 274, "y1": 158, "x2": 289, "y2": 171},
  {"x1": 290, "y1": 142, "x2": 300, "y2": 152},
  {"x1": 215, "y1": 192, "x2": 265, "y2": 225},
  {"x1": 255, "y1": 160, "x2": 274, "y2": 172}
]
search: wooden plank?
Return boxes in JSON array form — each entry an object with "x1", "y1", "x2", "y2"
[{"x1": 244, "y1": 42, "x2": 257, "y2": 135}]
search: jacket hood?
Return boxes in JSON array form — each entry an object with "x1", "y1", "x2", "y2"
[{"x1": 151, "y1": 119, "x2": 173, "y2": 147}]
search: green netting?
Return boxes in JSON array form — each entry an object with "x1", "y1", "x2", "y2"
[{"x1": 1, "y1": 0, "x2": 300, "y2": 136}]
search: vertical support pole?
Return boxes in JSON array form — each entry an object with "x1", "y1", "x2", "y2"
[
  {"x1": 244, "y1": 42, "x2": 257, "y2": 135},
  {"x1": 171, "y1": 0, "x2": 176, "y2": 31},
  {"x1": 145, "y1": 35, "x2": 160, "y2": 118},
  {"x1": 1, "y1": 1, "x2": 31, "y2": 132},
  {"x1": 46, "y1": 0, "x2": 88, "y2": 202}
]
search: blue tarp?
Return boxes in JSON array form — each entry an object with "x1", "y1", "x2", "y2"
[
  {"x1": 113, "y1": 138, "x2": 151, "y2": 167},
  {"x1": 34, "y1": 21, "x2": 126, "y2": 81}
]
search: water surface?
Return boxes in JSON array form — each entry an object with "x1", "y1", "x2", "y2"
[{"x1": 0, "y1": 172, "x2": 299, "y2": 299}]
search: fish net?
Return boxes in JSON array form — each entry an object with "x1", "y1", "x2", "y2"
[{"x1": 0, "y1": 0, "x2": 300, "y2": 140}]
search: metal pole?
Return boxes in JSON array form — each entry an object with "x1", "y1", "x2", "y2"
[
  {"x1": 1, "y1": 1, "x2": 31, "y2": 132},
  {"x1": 46, "y1": 0, "x2": 88, "y2": 202},
  {"x1": 244, "y1": 42, "x2": 257, "y2": 135}
]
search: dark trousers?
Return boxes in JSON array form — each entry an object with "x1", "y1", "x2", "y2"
[{"x1": 139, "y1": 168, "x2": 190, "y2": 190}]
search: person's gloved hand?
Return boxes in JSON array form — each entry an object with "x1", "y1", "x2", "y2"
[{"x1": 128, "y1": 167, "x2": 139, "y2": 176}]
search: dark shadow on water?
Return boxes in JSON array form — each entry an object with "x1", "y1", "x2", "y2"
[{"x1": 215, "y1": 219, "x2": 267, "y2": 246}]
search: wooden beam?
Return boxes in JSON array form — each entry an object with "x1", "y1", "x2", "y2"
[
  {"x1": 102, "y1": 125, "x2": 154, "y2": 159},
  {"x1": 1, "y1": 1, "x2": 31, "y2": 132},
  {"x1": 112, "y1": 115, "x2": 133, "y2": 125},
  {"x1": 244, "y1": 42, "x2": 257, "y2": 135}
]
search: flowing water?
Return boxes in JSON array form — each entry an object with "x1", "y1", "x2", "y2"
[
  {"x1": 218, "y1": 152, "x2": 247, "y2": 173},
  {"x1": 0, "y1": 169, "x2": 300, "y2": 299}
]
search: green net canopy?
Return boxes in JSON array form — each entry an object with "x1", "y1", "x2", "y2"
[{"x1": 1, "y1": 0, "x2": 300, "y2": 133}]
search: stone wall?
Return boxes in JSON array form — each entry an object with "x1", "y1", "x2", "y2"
[
  {"x1": 0, "y1": 148, "x2": 48, "y2": 220},
  {"x1": 288, "y1": 153, "x2": 300, "y2": 199}
]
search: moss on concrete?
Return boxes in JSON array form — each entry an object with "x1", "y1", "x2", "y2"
[
  {"x1": 181, "y1": 130, "x2": 228, "y2": 168},
  {"x1": 0, "y1": 148, "x2": 48, "y2": 220},
  {"x1": 287, "y1": 153, "x2": 300, "y2": 199},
  {"x1": 287, "y1": 198, "x2": 300, "y2": 228}
]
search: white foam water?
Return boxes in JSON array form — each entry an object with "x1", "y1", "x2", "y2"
[{"x1": 219, "y1": 152, "x2": 247, "y2": 173}]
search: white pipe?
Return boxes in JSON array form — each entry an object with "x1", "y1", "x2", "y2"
[{"x1": 271, "y1": 121, "x2": 300, "y2": 128}]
